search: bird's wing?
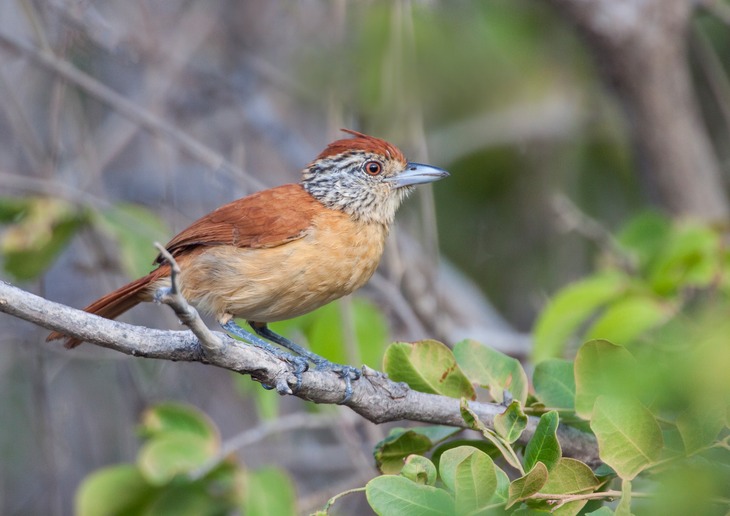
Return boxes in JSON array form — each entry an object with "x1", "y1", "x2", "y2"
[{"x1": 156, "y1": 183, "x2": 320, "y2": 263}]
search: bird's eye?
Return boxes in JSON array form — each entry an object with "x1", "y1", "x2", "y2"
[{"x1": 364, "y1": 161, "x2": 382, "y2": 176}]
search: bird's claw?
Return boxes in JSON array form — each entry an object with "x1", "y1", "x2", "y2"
[
  {"x1": 313, "y1": 361, "x2": 361, "y2": 404},
  {"x1": 287, "y1": 356, "x2": 309, "y2": 394},
  {"x1": 337, "y1": 365, "x2": 360, "y2": 404},
  {"x1": 262, "y1": 356, "x2": 308, "y2": 396},
  {"x1": 274, "y1": 376, "x2": 293, "y2": 396}
]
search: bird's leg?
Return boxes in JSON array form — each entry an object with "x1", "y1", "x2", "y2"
[
  {"x1": 220, "y1": 320, "x2": 308, "y2": 395},
  {"x1": 250, "y1": 322, "x2": 361, "y2": 404}
]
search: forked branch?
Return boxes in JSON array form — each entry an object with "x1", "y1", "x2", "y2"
[{"x1": 0, "y1": 279, "x2": 598, "y2": 464}]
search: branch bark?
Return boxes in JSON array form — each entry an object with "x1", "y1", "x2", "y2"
[{"x1": 0, "y1": 280, "x2": 599, "y2": 464}]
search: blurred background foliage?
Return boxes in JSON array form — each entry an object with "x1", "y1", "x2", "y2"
[{"x1": 0, "y1": 0, "x2": 729, "y2": 514}]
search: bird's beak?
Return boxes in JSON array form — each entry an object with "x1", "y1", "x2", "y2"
[{"x1": 387, "y1": 162, "x2": 450, "y2": 188}]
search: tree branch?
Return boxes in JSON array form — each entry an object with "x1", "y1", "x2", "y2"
[
  {"x1": 0, "y1": 280, "x2": 599, "y2": 464},
  {"x1": 545, "y1": 0, "x2": 729, "y2": 221}
]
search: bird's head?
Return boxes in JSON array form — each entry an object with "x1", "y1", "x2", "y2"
[{"x1": 301, "y1": 129, "x2": 449, "y2": 225}]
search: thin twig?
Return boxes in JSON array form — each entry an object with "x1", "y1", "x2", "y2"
[
  {"x1": 323, "y1": 487, "x2": 366, "y2": 513},
  {"x1": 0, "y1": 69, "x2": 43, "y2": 170},
  {"x1": 152, "y1": 243, "x2": 223, "y2": 353},
  {"x1": 551, "y1": 192, "x2": 635, "y2": 272},
  {"x1": 0, "y1": 32, "x2": 263, "y2": 191},
  {"x1": 529, "y1": 489, "x2": 727, "y2": 509}
]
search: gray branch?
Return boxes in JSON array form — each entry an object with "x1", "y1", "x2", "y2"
[{"x1": 0, "y1": 280, "x2": 598, "y2": 464}]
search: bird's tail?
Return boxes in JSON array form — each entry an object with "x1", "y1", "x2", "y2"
[{"x1": 47, "y1": 266, "x2": 168, "y2": 349}]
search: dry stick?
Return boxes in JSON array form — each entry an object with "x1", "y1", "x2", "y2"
[
  {"x1": 551, "y1": 193, "x2": 635, "y2": 272},
  {"x1": 0, "y1": 280, "x2": 600, "y2": 464},
  {"x1": 0, "y1": 32, "x2": 264, "y2": 191},
  {"x1": 152, "y1": 243, "x2": 223, "y2": 353},
  {"x1": 529, "y1": 490, "x2": 730, "y2": 509}
]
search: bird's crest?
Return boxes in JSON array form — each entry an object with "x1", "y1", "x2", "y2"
[{"x1": 315, "y1": 129, "x2": 406, "y2": 163}]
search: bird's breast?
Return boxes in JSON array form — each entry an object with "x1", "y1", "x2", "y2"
[{"x1": 176, "y1": 209, "x2": 388, "y2": 322}]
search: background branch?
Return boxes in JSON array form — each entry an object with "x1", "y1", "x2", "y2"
[
  {"x1": 544, "y1": 0, "x2": 729, "y2": 221},
  {"x1": 0, "y1": 280, "x2": 599, "y2": 464}
]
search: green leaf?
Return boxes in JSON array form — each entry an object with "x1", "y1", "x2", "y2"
[
  {"x1": 523, "y1": 411, "x2": 561, "y2": 472},
  {"x1": 384, "y1": 340, "x2": 476, "y2": 399},
  {"x1": 648, "y1": 223, "x2": 721, "y2": 295},
  {"x1": 409, "y1": 425, "x2": 461, "y2": 444},
  {"x1": 539, "y1": 458, "x2": 600, "y2": 516},
  {"x1": 590, "y1": 396, "x2": 663, "y2": 480},
  {"x1": 510, "y1": 508, "x2": 552, "y2": 515},
  {"x1": 533, "y1": 359, "x2": 575, "y2": 411},
  {"x1": 0, "y1": 196, "x2": 30, "y2": 222},
  {"x1": 574, "y1": 340, "x2": 639, "y2": 418},
  {"x1": 401, "y1": 455, "x2": 438, "y2": 486},
  {"x1": 243, "y1": 467, "x2": 296, "y2": 516},
  {"x1": 438, "y1": 446, "x2": 477, "y2": 491},
  {"x1": 432, "y1": 439, "x2": 500, "y2": 467},
  {"x1": 584, "y1": 296, "x2": 669, "y2": 345},
  {"x1": 374, "y1": 428, "x2": 435, "y2": 474},
  {"x1": 507, "y1": 462, "x2": 548, "y2": 508},
  {"x1": 96, "y1": 202, "x2": 170, "y2": 278},
  {"x1": 532, "y1": 272, "x2": 627, "y2": 362},
  {"x1": 460, "y1": 400, "x2": 524, "y2": 473},
  {"x1": 139, "y1": 403, "x2": 219, "y2": 447},
  {"x1": 138, "y1": 433, "x2": 216, "y2": 485},
  {"x1": 76, "y1": 465, "x2": 156, "y2": 516},
  {"x1": 586, "y1": 508, "x2": 615, "y2": 516},
  {"x1": 644, "y1": 462, "x2": 725, "y2": 516},
  {"x1": 488, "y1": 467, "x2": 511, "y2": 509},
  {"x1": 453, "y1": 339, "x2": 528, "y2": 404},
  {"x1": 614, "y1": 479, "x2": 632, "y2": 516},
  {"x1": 366, "y1": 475, "x2": 455, "y2": 516},
  {"x1": 494, "y1": 401, "x2": 528, "y2": 443},
  {"x1": 142, "y1": 484, "x2": 229, "y2": 516},
  {"x1": 439, "y1": 446, "x2": 497, "y2": 514},
  {"x1": 1, "y1": 197, "x2": 86, "y2": 280},
  {"x1": 676, "y1": 402, "x2": 726, "y2": 455},
  {"x1": 615, "y1": 211, "x2": 670, "y2": 271}
]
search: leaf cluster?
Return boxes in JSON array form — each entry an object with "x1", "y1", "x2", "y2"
[
  {"x1": 76, "y1": 403, "x2": 296, "y2": 516},
  {"x1": 0, "y1": 197, "x2": 170, "y2": 281},
  {"x1": 533, "y1": 212, "x2": 730, "y2": 361},
  {"x1": 331, "y1": 335, "x2": 729, "y2": 515},
  {"x1": 324, "y1": 214, "x2": 730, "y2": 514}
]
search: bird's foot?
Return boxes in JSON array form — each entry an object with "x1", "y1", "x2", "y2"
[
  {"x1": 248, "y1": 322, "x2": 362, "y2": 402},
  {"x1": 286, "y1": 356, "x2": 309, "y2": 394},
  {"x1": 259, "y1": 357, "x2": 308, "y2": 394},
  {"x1": 221, "y1": 320, "x2": 308, "y2": 395},
  {"x1": 312, "y1": 359, "x2": 362, "y2": 404}
]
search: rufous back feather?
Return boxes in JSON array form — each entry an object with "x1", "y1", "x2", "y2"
[{"x1": 158, "y1": 184, "x2": 320, "y2": 262}]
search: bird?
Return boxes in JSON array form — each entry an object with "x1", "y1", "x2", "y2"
[{"x1": 48, "y1": 129, "x2": 449, "y2": 401}]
